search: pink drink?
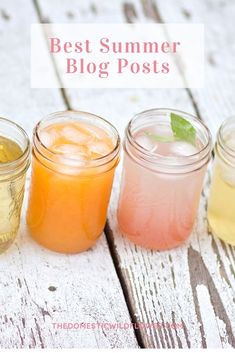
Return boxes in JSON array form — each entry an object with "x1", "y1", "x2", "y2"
[{"x1": 117, "y1": 109, "x2": 212, "y2": 250}]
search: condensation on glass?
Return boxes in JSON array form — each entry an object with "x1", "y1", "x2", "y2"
[
  {"x1": 27, "y1": 111, "x2": 120, "y2": 254},
  {"x1": 0, "y1": 118, "x2": 30, "y2": 254},
  {"x1": 208, "y1": 118, "x2": 235, "y2": 245},
  {"x1": 118, "y1": 109, "x2": 212, "y2": 250}
]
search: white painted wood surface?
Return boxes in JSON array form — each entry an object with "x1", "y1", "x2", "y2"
[
  {"x1": 0, "y1": 0, "x2": 138, "y2": 348},
  {"x1": 36, "y1": 0, "x2": 235, "y2": 348},
  {"x1": 0, "y1": 0, "x2": 235, "y2": 348}
]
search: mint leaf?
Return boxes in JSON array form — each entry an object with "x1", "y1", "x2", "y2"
[
  {"x1": 144, "y1": 113, "x2": 196, "y2": 145},
  {"x1": 170, "y1": 113, "x2": 196, "y2": 145}
]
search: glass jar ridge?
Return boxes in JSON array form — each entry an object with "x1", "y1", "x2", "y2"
[
  {"x1": 0, "y1": 117, "x2": 30, "y2": 254},
  {"x1": 33, "y1": 110, "x2": 120, "y2": 176},
  {"x1": 125, "y1": 108, "x2": 212, "y2": 174},
  {"x1": 207, "y1": 117, "x2": 235, "y2": 246},
  {"x1": 0, "y1": 117, "x2": 30, "y2": 181},
  {"x1": 216, "y1": 117, "x2": 235, "y2": 167},
  {"x1": 118, "y1": 108, "x2": 212, "y2": 251},
  {"x1": 27, "y1": 110, "x2": 120, "y2": 254}
]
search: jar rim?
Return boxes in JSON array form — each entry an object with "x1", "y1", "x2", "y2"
[
  {"x1": 218, "y1": 117, "x2": 235, "y2": 155},
  {"x1": 0, "y1": 116, "x2": 30, "y2": 172},
  {"x1": 217, "y1": 117, "x2": 235, "y2": 166},
  {"x1": 125, "y1": 108, "x2": 212, "y2": 173},
  {"x1": 34, "y1": 110, "x2": 120, "y2": 169}
]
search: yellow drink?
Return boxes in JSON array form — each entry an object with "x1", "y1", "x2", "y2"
[
  {"x1": 0, "y1": 136, "x2": 22, "y2": 162},
  {"x1": 208, "y1": 118, "x2": 235, "y2": 245},
  {"x1": 0, "y1": 137, "x2": 24, "y2": 253},
  {"x1": 0, "y1": 118, "x2": 30, "y2": 254},
  {"x1": 208, "y1": 163, "x2": 235, "y2": 244}
]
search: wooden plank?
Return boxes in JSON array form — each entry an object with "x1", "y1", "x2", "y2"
[
  {"x1": 0, "y1": 0, "x2": 138, "y2": 348},
  {"x1": 36, "y1": 0, "x2": 235, "y2": 348},
  {"x1": 153, "y1": 0, "x2": 235, "y2": 136},
  {"x1": 154, "y1": 0, "x2": 235, "y2": 345}
]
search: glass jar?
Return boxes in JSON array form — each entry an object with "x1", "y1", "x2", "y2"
[
  {"x1": 117, "y1": 108, "x2": 212, "y2": 250},
  {"x1": 0, "y1": 118, "x2": 30, "y2": 254},
  {"x1": 26, "y1": 111, "x2": 120, "y2": 254},
  {"x1": 208, "y1": 118, "x2": 235, "y2": 245}
]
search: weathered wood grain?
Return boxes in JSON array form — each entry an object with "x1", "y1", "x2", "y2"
[
  {"x1": 0, "y1": 0, "x2": 138, "y2": 348},
  {"x1": 155, "y1": 0, "x2": 235, "y2": 136},
  {"x1": 35, "y1": 0, "x2": 235, "y2": 348},
  {"x1": 155, "y1": 0, "x2": 235, "y2": 342}
]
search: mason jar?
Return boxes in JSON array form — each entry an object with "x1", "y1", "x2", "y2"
[
  {"x1": 117, "y1": 108, "x2": 212, "y2": 250},
  {"x1": 208, "y1": 118, "x2": 235, "y2": 245},
  {"x1": 0, "y1": 117, "x2": 30, "y2": 254},
  {"x1": 26, "y1": 111, "x2": 120, "y2": 254}
]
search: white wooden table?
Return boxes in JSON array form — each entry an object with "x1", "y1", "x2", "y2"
[{"x1": 0, "y1": 0, "x2": 235, "y2": 348}]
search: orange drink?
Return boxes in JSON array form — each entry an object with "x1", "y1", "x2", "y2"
[{"x1": 27, "y1": 111, "x2": 120, "y2": 253}]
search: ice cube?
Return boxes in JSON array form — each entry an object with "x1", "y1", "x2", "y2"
[
  {"x1": 62, "y1": 126, "x2": 92, "y2": 144},
  {"x1": 227, "y1": 134, "x2": 235, "y2": 151},
  {"x1": 81, "y1": 123, "x2": 109, "y2": 140},
  {"x1": 222, "y1": 172, "x2": 235, "y2": 187},
  {"x1": 220, "y1": 162, "x2": 235, "y2": 187},
  {"x1": 55, "y1": 156, "x2": 87, "y2": 173},
  {"x1": 53, "y1": 144, "x2": 88, "y2": 158},
  {"x1": 88, "y1": 141, "x2": 112, "y2": 156},
  {"x1": 170, "y1": 141, "x2": 198, "y2": 156},
  {"x1": 152, "y1": 125, "x2": 172, "y2": 137},
  {"x1": 40, "y1": 131, "x2": 58, "y2": 148},
  {"x1": 135, "y1": 134, "x2": 156, "y2": 151}
]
